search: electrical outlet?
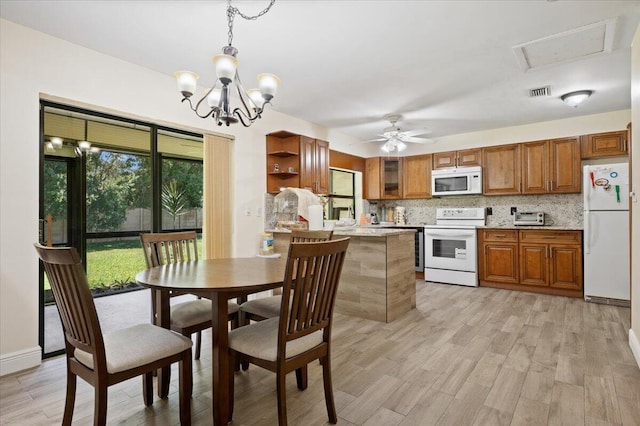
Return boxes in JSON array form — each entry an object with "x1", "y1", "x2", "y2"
[
  {"x1": 486, "y1": 207, "x2": 493, "y2": 215},
  {"x1": 244, "y1": 208, "x2": 251, "y2": 216},
  {"x1": 510, "y1": 207, "x2": 517, "y2": 215},
  {"x1": 257, "y1": 207, "x2": 262, "y2": 217}
]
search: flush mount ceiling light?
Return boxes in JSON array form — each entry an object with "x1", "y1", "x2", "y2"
[
  {"x1": 561, "y1": 90, "x2": 593, "y2": 107},
  {"x1": 174, "y1": 0, "x2": 280, "y2": 127}
]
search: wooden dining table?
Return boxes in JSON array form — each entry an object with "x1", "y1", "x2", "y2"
[{"x1": 135, "y1": 257, "x2": 287, "y2": 425}]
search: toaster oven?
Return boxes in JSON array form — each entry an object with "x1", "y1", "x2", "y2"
[{"x1": 513, "y1": 211, "x2": 545, "y2": 226}]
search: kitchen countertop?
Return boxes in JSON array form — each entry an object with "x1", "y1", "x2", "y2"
[
  {"x1": 268, "y1": 227, "x2": 416, "y2": 237},
  {"x1": 479, "y1": 226, "x2": 583, "y2": 230}
]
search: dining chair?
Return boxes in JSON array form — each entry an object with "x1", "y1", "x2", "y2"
[
  {"x1": 140, "y1": 231, "x2": 240, "y2": 360},
  {"x1": 239, "y1": 229, "x2": 334, "y2": 322},
  {"x1": 34, "y1": 244, "x2": 192, "y2": 426},
  {"x1": 228, "y1": 237, "x2": 350, "y2": 426}
]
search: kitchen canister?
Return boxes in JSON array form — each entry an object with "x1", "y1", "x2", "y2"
[{"x1": 260, "y1": 232, "x2": 274, "y2": 255}]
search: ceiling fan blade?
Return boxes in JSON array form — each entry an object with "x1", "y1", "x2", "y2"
[
  {"x1": 402, "y1": 128, "x2": 432, "y2": 137},
  {"x1": 400, "y1": 136, "x2": 435, "y2": 144},
  {"x1": 361, "y1": 138, "x2": 388, "y2": 143}
]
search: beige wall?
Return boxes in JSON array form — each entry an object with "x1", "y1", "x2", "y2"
[
  {"x1": 0, "y1": 19, "x2": 363, "y2": 374},
  {"x1": 0, "y1": 17, "x2": 637, "y2": 374},
  {"x1": 630, "y1": 24, "x2": 640, "y2": 367}
]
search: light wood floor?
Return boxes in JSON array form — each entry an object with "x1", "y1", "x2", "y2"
[{"x1": 1, "y1": 281, "x2": 639, "y2": 425}]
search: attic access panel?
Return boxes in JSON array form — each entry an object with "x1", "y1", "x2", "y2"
[{"x1": 513, "y1": 18, "x2": 617, "y2": 71}]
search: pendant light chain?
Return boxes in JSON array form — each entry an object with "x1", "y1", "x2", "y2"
[{"x1": 227, "y1": 0, "x2": 277, "y2": 46}]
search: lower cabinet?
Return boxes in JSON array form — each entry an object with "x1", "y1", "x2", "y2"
[{"x1": 478, "y1": 229, "x2": 582, "y2": 298}]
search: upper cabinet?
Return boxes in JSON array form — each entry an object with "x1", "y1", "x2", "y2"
[
  {"x1": 266, "y1": 131, "x2": 329, "y2": 194},
  {"x1": 381, "y1": 158, "x2": 403, "y2": 199},
  {"x1": 300, "y1": 136, "x2": 330, "y2": 194},
  {"x1": 580, "y1": 130, "x2": 628, "y2": 159},
  {"x1": 403, "y1": 154, "x2": 432, "y2": 199},
  {"x1": 521, "y1": 137, "x2": 581, "y2": 194},
  {"x1": 365, "y1": 155, "x2": 431, "y2": 199},
  {"x1": 364, "y1": 157, "x2": 381, "y2": 200},
  {"x1": 433, "y1": 148, "x2": 482, "y2": 169},
  {"x1": 483, "y1": 144, "x2": 521, "y2": 195}
]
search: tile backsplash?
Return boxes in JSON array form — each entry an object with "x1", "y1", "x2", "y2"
[
  {"x1": 266, "y1": 193, "x2": 583, "y2": 229},
  {"x1": 369, "y1": 193, "x2": 583, "y2": 228}
]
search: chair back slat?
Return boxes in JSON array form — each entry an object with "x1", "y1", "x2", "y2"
[
  {"x1": 34, "y1": 244, "x2": 106, "y2": 359},
  {"x1": 140, "y1": 231, "x2": 198, "y2": 267},
  {"x1": 290, "y1": 230, "x2": 333, "y2": 243},
  {"x1": 279, "y1": 238, "x2": 349, "y2": 346}
]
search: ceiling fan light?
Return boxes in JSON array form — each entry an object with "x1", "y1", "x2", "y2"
[
  {"x1": 381, "y1": 141, "x2": 395, "y2": 152},
  {"x1": 561, "y1": 90, "x2": 592, "y2": 107},
  {"x1": 396, "y1": 142, "x2": 407, "y2": 152}
]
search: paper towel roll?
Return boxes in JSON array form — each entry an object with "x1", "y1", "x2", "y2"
[{"x1": 307, "y1": 205, "x2": 324, "y2": 230}]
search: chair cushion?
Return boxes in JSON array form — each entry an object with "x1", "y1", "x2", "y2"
[
  {"x1": 239, "y1": 295, "x2": 282, "y2": 319},
  {"x1": 74, "y1": 324, "x2": 192, "y2": 373},
  {"x1": 228, "y1": 317, "x2": 323, "y2": 361},
  {"x1": 171, "y1": 299, "x2": 240, "y2": 328}
]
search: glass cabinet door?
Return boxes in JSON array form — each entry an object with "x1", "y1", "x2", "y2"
[{"x1": 382, "y1": 158, "x2": 402, "y2": 198}]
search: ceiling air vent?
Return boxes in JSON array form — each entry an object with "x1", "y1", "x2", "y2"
[{"x1": 529, "y1": 86, "x2": 551, "y2": 97}]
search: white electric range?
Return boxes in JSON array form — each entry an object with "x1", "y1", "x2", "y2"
[{"x1": 424, "y1": 207, "x2": 486, "y2": 287}]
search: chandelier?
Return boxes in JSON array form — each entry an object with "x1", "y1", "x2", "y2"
[{"x1": 174, "y1": 0, "x2": 280, "y2": 127}]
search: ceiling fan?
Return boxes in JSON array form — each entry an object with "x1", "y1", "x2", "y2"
[{"x1": 365, "y1": 114, "x2": 434, "y2": 152}]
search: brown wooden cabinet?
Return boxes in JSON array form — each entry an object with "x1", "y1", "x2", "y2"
[
  {"x1": 433, "y1": 148, "x2": 482, "y2": 169},
  {"x1": 381, "y1": 158, "x2": 402, "y2": 199},
  {"x1": 482, "y1": 144, "x2": 521, "y2": 195},
  {"x1": 403, "y1": 154, "x2": 432, "y2": 198},
  {"x1": 300, "y1": 136, "x2": 329, "y2": 194},
  {"x1": 580, "y1": 130, "x2": 628, "y2": 158},
  {"x1": 519, "y1": 230, "x2": 582, "y2": 291},
  {"x1": 364, "y1": 157, "x2": 403, "y2": 199},
  {"x1": 364, "y1": 157, "x2": 381, "y2": 200},
  {"x1": 478, "y1": 228, "x2": 582, "y2": 297},
  {"x1": 521, "y1": 137, "x2": 581, "y2": 194},
  {"x1": 266, "y1": 131, "x2": 329, "y2": 194},
  {"x1": 478, "y1": 230, "x2": 519, "y2": 284}
]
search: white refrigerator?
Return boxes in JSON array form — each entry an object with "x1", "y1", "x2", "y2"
[{"x1": 583, "y1": 163, "x2": 630, "y2": 302}]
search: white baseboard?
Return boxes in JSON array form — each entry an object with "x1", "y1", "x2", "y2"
[
  {"x1": 630, "y1": 329, "x2": 640, "y2": 369},
  {"x1": 0, "y1": 347, "x2": 41, "y2": 377}
]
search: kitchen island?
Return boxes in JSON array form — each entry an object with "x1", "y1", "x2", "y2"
[{"x1": 271, "y1": 228, "x2": 416, "y2": 322}]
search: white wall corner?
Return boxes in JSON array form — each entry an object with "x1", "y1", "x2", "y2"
[
  {"x1": 0, "y1": 346, "x2": 41, "y2": 377},
  {"x1": 630, "y1": 329, "x2": 640, "y2": 370}
]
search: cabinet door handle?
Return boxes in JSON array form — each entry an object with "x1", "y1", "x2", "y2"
[{"x1": 495, "y1": 234, "x2": 507, "y2": 238}]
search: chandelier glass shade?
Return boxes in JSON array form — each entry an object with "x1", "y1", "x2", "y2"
[{"x1": 174, "y1": 1, "x2": 279, "y2": 127}]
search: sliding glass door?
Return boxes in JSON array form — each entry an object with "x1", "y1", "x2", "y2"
[{"x1": 40, "y1": 101, "x2": 203, "y2": 357}]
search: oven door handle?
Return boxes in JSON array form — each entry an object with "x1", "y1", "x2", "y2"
[{"x1": 424, "y1": 231, "x2": 476, "y2": 238}]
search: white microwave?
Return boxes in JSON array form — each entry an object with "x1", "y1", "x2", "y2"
[{"x1": 432, "y1": 166, "x2": 483, "y2": 196}]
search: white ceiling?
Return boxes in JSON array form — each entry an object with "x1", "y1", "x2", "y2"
[{"x1": 2, "y1": 0, "x2": 640, "y2": 144}]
